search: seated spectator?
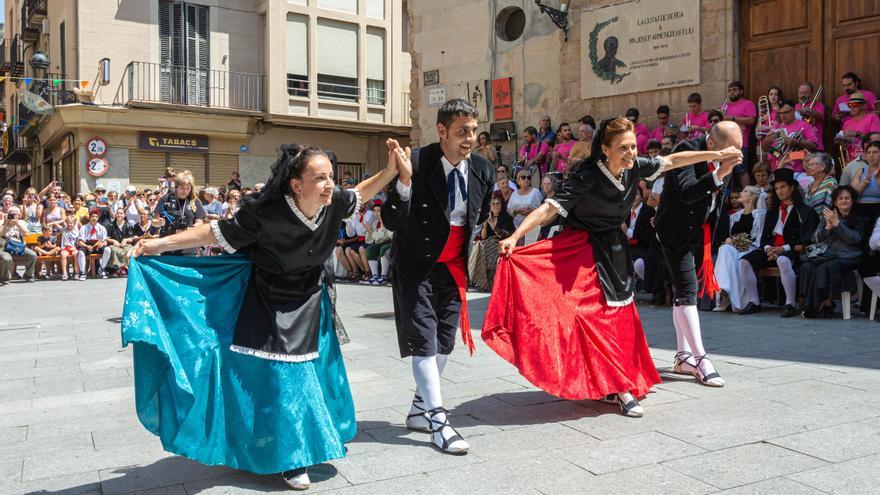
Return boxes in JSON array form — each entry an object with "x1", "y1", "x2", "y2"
[
  {"x1": 106, "y1": 208, "x2": 136, "y2": 276},
  {"x1": 713, "y1": 186, "x2": 766, "y2": 312},
  {"x1": 494, "y1": 175, "x2": 514, "y2": 211},
  {"x1": 21, "y1": 188, "x2": 43, "y2": 233},
  {"x1": 493, "y1": 164, "x2": 517, "y2": 193},
  {"x1": 468, "y1": 196, "x2": 514, "y2": 291},
  {"x1": 41, "y1": 193, "x2": 67, "y2": 231},
  {"x1": 628, "y1": 181, "x2": 656, "y2": 273},
  {"x1": 0, "y1": 207, "x2": 37, "y2": 284},
  {"x1": 507, "y1": 168, "x2": 544, "y2": 232},
  {"x1": 78, "y1": 210, "x2": 111, "y2": 280},
  {"x1": 222, "y1": 190, "x2": 241, "y2": 219},
  {"x1": 1, "y1": 194, "x2": 15, "y2": 216},
  {"x1": 473, "y1": 131, "x2": 498, "y2": 165},
  {"x1": 849, "y1": 141, "x2": 880, "y2": 223},
  {"x1": 839, "y1": 132, "x2": 880, "y2": 186},
  {"x1": 342, "y1": 205, "x2": 369, "y2": 281},
  {"x1": 124, "y1": 186, "x2": 147, "y2": 225},
  {"x1": 35, "y1": 224, "x2": 60, "y2": 278},
  {"x1": 254, "y1": 182, "x2": 265, "y2": 193},
  {"x1": 566, "y1": 124, "x2": 594, "y2": 173},
  {"x1": 202, "y1": 187, "x2": 223, "y2": 220},
  {"x1": 803, "y1": 153, "x2": 838, "y2": 214},
  {"x1": 59, "y1": 215, "x2": 84, "y2": 281},
  {"x1": 550, "y1": 123, "x2": 576, "y2": 173},
  {"x1": 739, "y1": 168, "x2": 819, "y2": 317},
  {"x1": 362, "y1": 202, "x2": 392, "y2": 285},
  {"x1": 71, "y1": 195, "x2": 89, "y2": 223},
  {"x1": 133, "y1": 211, "x2": 157, "y2": 243},
  {"x1": 799, "y1": 185, "x2": 867, "y2": 317},
  {"x1": 752, "y1": 161, "x2": 772, "y2": 210},
  {"x1": 539, "y1": 175, "x2": 561, "y2": 240}
]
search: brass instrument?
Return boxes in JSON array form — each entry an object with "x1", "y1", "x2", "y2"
[
  {"x1": 756, "y1": 96, "x2": 771, "y2": 160},
  {"x1": 839, "y1": 143, "x2": 851, "y2": 166},
  {"x1": 802, "y1": 84, "x2": 824, "y2": 125},
  {"x1": 769, "y1": 128, "x2": 803, "y2": 160},
  {"x1": 720, "y1": 97, "x2": 729, "y2": 115}
]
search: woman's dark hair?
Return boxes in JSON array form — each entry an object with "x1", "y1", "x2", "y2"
[
  {"x1": 478, "y1": 131, "x2": 491, "y2": 145},
  {"x1": 657, "y1": 105, "x2": 670, "y2": 115},
  {"x1": 578, "y1": 115, "x2": 596, "y2": 128},
  {"x1": 768, "y1": 85, "x2": 784, "y2": 101},
  {"x1": 584, "y1": 117, "x2": 635, "y2": 169},
  {"x1": 244, "y1": 144, "x2": 329, "y2": 207},
  {"x1": 647, "y1": 140, "x2": 663, "y2": 151},
  {"x1": 707, "y1": 109, "x2": 724, "y2": 123},
  {"x1": 865, "y1": 141, "x2": 880, "y2": 155},
  {"x1": 769, "y1": 179, "x2": 805, "y2": 210},
  {"x1": 523, "y1": 126, "x2": 538, "y2": 137},
  {"x1": 625, "y1": 107, "x2": 640, "y2": 119},
  {"x1": 832, "y1": 185, "x2": 859, "y2": 214}
]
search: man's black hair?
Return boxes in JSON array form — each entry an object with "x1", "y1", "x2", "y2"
[{"x1": 437, "y1": 98, "x2": 479, "y2": 129}]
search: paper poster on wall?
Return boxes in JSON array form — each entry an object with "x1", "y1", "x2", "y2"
[
  {"x1": 492, "y1": 78, "x2": 513, "y2": 121},
  {"x1": 580, "y1": 0, "x2": 701, "y2": 99},
  {"x1": 427, "y1": 86, "x2": 448, "y2": 107},
  {"x1": 467, "y1": 80, "x2": 489, "y2": 123}
]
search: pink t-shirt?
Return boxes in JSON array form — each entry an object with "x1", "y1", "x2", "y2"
[
  {"x1": 649, "y1": 126, "x2": 664, "y2": 144},
  {"x1": 795, "y1": 101, "x2": 826, "y2": 151},
  {"x1": 842, "y1": 113, "x2": 880, "y2": 159},
  {"x1": 766, "y1": 120, "x2": 819, "y2": 173},
  {"x1": 834, "y1": 90, "x2": 877, "y2": 123},
  {"x1": 552, "y1": 140, "x2": 576, "y2": 172},
  {"x1": 682, "y1": 111, "x2": 710, "y2": 139},
  {"x1": 724, "y1": 98, "x2": 757, "y2": 148},
  {"x1": 634, "y1": 123, "x2": 650, "y2": 155},
  {"x1": 520, "y1": 141, "x2": 551, "y2": 174}
]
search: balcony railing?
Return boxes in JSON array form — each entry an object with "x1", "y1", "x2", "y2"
[
  {"x1": 0, "y1": 127, "x2": 32, "y2": 165},
  {"x1": 114, "y1": 61, "x2": 264, "y2": 112},
  {"x1": 23, "y1": 0, "x2": 48, "y2": 30},
  {"x1": 7, "y1": 35, "x2": 25, "y2": 77},
  {"x1": 284, "y1": 74, "x2": 387, "y2": 106}
]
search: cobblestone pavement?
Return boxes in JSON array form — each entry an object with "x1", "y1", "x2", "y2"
[{"x1": 1, "y1": 278, "x2": 879, "y2": 494}]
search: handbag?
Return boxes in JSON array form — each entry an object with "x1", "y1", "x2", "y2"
[
  {"x1": 805, "y1": 241, "x2": 829, "y2": 262},
  {"x1": 3, "y1": 237, "x2": 26, "y2": 256}
]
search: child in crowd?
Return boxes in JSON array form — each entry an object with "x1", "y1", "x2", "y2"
[
  {"x1": 59, "y1": 216, "x2": 85, "y2": 281},
  {"x1": 35, "y1": 225, "x2": 60, "y2": 279}
]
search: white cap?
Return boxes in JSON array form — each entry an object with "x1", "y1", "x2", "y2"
[{"x1": 126, "y1": 185, "x2": 137, "y2": 193}]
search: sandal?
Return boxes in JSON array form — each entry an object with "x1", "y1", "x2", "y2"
[
  {"x1": 693, "y1": 354, "x2": 725, "y2": 387},
  {"x1": 405, "y1": 394, "x2": 431, "y2": 433},
  {"x1": 427, "y1": 407, "x2": 469, "y2": 455},
  {"x1": 600, "y1": 393, "x2": 644, "y2": 417},
  {"x1": 672, "y1": 351, "x2": 696, "y2": 375}
]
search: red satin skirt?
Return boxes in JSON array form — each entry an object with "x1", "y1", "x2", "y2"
[{"x1": 481, "y1": 229, "x2": 661, "y2": 400}]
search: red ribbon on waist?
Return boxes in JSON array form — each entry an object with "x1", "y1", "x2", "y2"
[
  {"x1": 697, "y1": 222, "x2": 720, "y2": 299},
  {"x1": 437, "y1": 225, "x2": 475, "y2": 355}
]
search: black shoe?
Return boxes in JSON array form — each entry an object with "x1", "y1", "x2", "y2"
[
  {"x1": 739, "y1": 302, "x2": 762, "y2": 315},
  {"x1": 780, "y1": 304, "x2": 799, "y2": 318}
]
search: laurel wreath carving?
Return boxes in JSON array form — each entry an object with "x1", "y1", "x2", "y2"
[{"x1": 589, "y1": 16, "x2": 631, "y2": 84}]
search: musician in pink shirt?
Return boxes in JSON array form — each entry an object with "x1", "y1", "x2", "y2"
[
  {"x1": 795, "y1": 82, "x2": 826, "y2": 151},
  {"x1": 840, "y1": 93, "x2": 880, "y2": 160},
  {"x1": 681, "y1": 93, "x2": 710, "y2": 140},
  {"x1": 722, "y1": 81, "x2": 757, "y2": 187},
  {"x1": 763, "y1": 100, "x2": 818, "y2": 173},
  {"x1": 833, "y1": 72, "x2": 877, "y2": 124},
  {"x1": 626, "y1": 107, "x2": 651, "y2": 155}
]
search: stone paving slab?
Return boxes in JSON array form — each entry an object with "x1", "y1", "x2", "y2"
[{"x1": 2, "y1": 280, "x2": 880, "y2": 493}]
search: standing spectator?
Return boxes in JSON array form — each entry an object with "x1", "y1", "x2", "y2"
[
  {"x1": 59, "y1": 215, "x2": 84, "y2": 281},
  {"x1": 158, "y1": 167, "x2": 176, "y2": 193},
  {"x1": 538, "y1": 175, "x2": 560, "y2": 240},
  {"x1": 739, "y1": 168, "x2": 819, "y2": 317},
  {"x1": 202, "y1": 187, "x2": 223, "y2": 220},
  {"x1": 722, "y1": 81, "x2": 758, "y2": 188},
  {"x1": 153, "y1": 171, "x2": 207, "y2": 256},
  {"x1": 41, "y1": 194, "x2": 66, "y2": 231},
  {"x1": 550, "y1": 123, "x2": 576, "y2": 173},
  {"x1": 0, "y1": 194, "x2": 14, "y2": 216},
  {"x1": 849, "y1": 141, "x2": 880, "y2": 222},
  {"x1": 70, "y1": 195, "x2": 89, "y2": 223},
  {"x1": 767, "y1": 86, "x2": 784, "y2": 124},
  {"x1": 752, "y1": 161, "x2": 772, "y2": 210},
  {"x1": 803, "y1": 153, "x2": 838, "y2": 214},
  {"x1": 683, "y1": 93, "x2": 711, "y2": 140},
  {"x1": 222, "y1": 190, "x2": 241, "y2": 219},
  {"x1": 34, "y1": 225, "x2": 60, "y2": 278},
  {"x1": 650, "y1": 105, "x2": 673, "y2": 143},
  {"x1": 469, "y1": 196, "x2": 514, "y2": 291},
  {"x1": 227, "y1": 171, "x2": 242, "y2": 192},
  {"x1": 537, "y1": 115, "x2": 556, "y2": 145},
  {"x1": 107, "y1": 190, "x2": 125, "y2": 213},
  {"x1": 493, "y1": 164, "x2": 517, "y2": 193},
  {"x1": 833, "y1": 72, "x2": 877, "y2": 124},
  {"x1": 146, "y1": 192, "x2": 160, "y2": 218},
  {"x1": 626, "y1": 108, "x2": 650, "y2": 155},
  {"x1": 0, "y1": 207, "x2": 37, "y2": 284},
  {"x1": 796, "y1": 82, "x2": 826, "y2": 151},
  {"x1": 363, "y1": 202, "x2": 392, "y2": 285},
  {"x1": 106, "y1": 207, "x2": 136, "y2": 276},
  {"x1": 21, "y1": 188, "x2": 43, "y2": 233},
  {"x1": 506, "y1": 169, "x2": 543, "y2": 232},
  {"x1": 840, "y1": 93, "x2": 880, "y2": 161},
  {"x1": 763, "y1": 99, "x2": 818, "y2": 173},
  {"x1": 124, "y1": 186, "x2": 147, "y2": 225},
  {"x1": 78, "y1": 210, "x2": 111, "y2": 279},
  {"x1": 567, "y1": 124, "x2": 594, "y2": 171},
  {"x1": 798, "y1": 185, "x2": 867, "y2": 317},
  {"x1": 473, "y1": 131, "x2": 498, "y2": 165},
  {"x1": 38, "y1": 181, "x2": 67, "y2": 209},
  {"x1": 519, "y1": 126, "x2": 549, "y2": 185}
]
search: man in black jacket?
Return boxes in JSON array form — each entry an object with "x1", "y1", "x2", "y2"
[
  {"x1": 654, "y1": 122, "x2": 743, "y2": 388},
  {"x1": 739, "y1": 167, "x2": 819, "y2": 317},
  {"x1": 382, "y1": 99, "x2": 494, "y2": 455}
]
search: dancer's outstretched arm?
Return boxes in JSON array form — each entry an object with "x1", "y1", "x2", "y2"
[
  {"x1": 130, "y1": 222, "x2": 215, "y2": 257},
  {"x1": 352, "y1": 139, "x2": 402, "y2": 201},
  {"x1": 663, "y1": 146, "x2": 742, "y2": 178},
  {"x1": 497, "y1": 203, "x2": 558, "y2": 255}
]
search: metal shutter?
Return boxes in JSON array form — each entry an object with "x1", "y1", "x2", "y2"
[
  {"x1": 168, "y1": 153, "x2": 207, "y2": 186},
  {"x1": 129, "y1": 150, "x2": 168, "y2": 189},
  {"x1": 207, "y1": 153, "x2": 238, "y2": 187}
]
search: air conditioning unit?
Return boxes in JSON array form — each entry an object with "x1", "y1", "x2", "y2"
[{"x1": 42, "y1": 19, "x2": 50, "y2": 34}]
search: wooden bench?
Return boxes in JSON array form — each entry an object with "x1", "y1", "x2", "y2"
[{"x1": 25, "y1": 233, "x2": 102, "y2": 278}]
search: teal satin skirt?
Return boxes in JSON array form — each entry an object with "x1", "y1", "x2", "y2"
[{"x1": 121, "y1": 255, "x2": 356, "y2": 475}]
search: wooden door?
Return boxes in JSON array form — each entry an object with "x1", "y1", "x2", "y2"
[{"x1": 824, "y1": 0, "x2": 880, "y2": 104}]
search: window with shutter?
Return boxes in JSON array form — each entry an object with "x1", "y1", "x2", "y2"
[
  {"x1": 316, "y1": 19, "x2": 358, "y2": 103},
  {"x1": 158, "y1": 1, "x2": 209, "y2": 106},
  {"x1": 286, "y1": 13, "x2": 309, "y2": 98}
]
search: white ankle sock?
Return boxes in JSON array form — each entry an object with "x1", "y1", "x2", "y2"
[{"x1": 368, "y1": 260, "x2": 379, "y2": 277}]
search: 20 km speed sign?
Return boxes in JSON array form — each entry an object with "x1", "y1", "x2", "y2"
[{"x1": 86, "y1": 136, "x2": 108, "y2": 157}]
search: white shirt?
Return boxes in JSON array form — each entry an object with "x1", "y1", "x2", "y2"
[
  {"x1": 766, "y1": 203, "x2": 794, "y2": 252},
  {"x1": 396, "y1": 156, "x2": 470, "y2": 227},
  {"x1": 627, "y1": 203, "x2": 643, "y2": 239},
  {"x1": 79, "y1": 222, "x2": 108, "y2": 242}
]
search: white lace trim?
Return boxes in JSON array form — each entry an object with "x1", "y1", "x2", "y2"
[
  {"x1": 605, "y1": 294, "x2": 634, "y2": 307},
  {"x1": 210, "y1": 220, "x2": 237, "y2": 254},
  {"x1": 544, "y1": 198, "x2": 568, "y2": 218},
  {"x1": 597, "y1": 161, "x2": 626, "y2": 192},
  {"x1": 285, "y1": 195, "x2": 324, "y2": 231},
  {"x1": 229, "y1": 344, "x2": 319, "y2": 363},
  {"x1": 644, "y1": 159, "x2": 667, "y2": 182},
  {"x1": 347, "y1": 188, "x2": 363, "y2": 221}
]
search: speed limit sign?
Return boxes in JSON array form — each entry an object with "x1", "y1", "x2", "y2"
[
  {"x1": 86, "y1": 136, "x2": 108, "y2": 157},
  {"x1": 87, "y1": 157, "x2": 110, "y2": 177}
]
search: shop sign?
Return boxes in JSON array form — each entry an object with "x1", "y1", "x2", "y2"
[
  {"x1": 138, "y1": 132, "x2": 209, "y2": 154},
  {"x1": 87, "y1": 157, "x2": 110, "y2": 177},
  {"x1": 86, "y1": 136, "x2": 107, "y2": 157}
]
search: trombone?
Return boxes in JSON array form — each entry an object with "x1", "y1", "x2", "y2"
[
  {"x1": 801, "y1": 84, "x2": 824, "y2": 125},
  {"x1": 756, "y1": 96, "x2": 772, "y2": 160}
]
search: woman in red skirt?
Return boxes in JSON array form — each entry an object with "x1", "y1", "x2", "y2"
[{"x1": 482, "y1": 117, "x2": 742, "y2": 417}]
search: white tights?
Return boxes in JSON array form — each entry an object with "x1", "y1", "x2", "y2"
[
  {"x1": 740, "y1": 255, "x2": 797, "y2": 306},
  {"x1": 633, "y1": 258, "x2": 645, "y2": 280},
  {"x1": 412, "y1": 354, "x2": 449, "y2": 410},
  {"x1": 672, "y1": 305, "x2": 716, "y2": 375}
]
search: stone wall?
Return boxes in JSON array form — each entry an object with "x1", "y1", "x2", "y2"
[{"x1": 409, "y1": 0, "x2": 737, "y2": 154}]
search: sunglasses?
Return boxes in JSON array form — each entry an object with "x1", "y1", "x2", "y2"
[{"x1": 518, "y1": 175, "x2": 532, "y2": 180}]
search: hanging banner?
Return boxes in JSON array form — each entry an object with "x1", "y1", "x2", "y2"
[
  {"x1": 580, "y1": 0, "x2": 701, "y2": 99},
  {"x1": 492, "y1": 78, "x2": 513, "y2": 121},
  {"x1": 19, "y1": 88, "x2": 53, "y2": 114}
]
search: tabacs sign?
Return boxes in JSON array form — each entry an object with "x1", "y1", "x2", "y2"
[{"x1": 138, "y1": 132, "x2": 209, "y2": 154}]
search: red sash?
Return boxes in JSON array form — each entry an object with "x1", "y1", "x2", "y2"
[
  {"x1": 437, "y1": 225, "x2": 474, "y2": 355},
  {"x1": 697, "y1": 222, "x2": 720, "y2": 299}
]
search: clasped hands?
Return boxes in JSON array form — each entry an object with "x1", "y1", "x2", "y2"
[{"x1": 385, "y1": 138, "x2": 412, "y2": 184}]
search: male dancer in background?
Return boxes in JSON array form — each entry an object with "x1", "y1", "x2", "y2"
[
  {"x1": 654, "y1": 122, "x2": 743, "y2": 388},
  {"x1": 382, "y1": 99, "x2": 494, "y2": 454}
]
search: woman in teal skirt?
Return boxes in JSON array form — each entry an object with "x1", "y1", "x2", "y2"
[{"x1": 126, "y1": 142, "x2": 403, "y2": 489}]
